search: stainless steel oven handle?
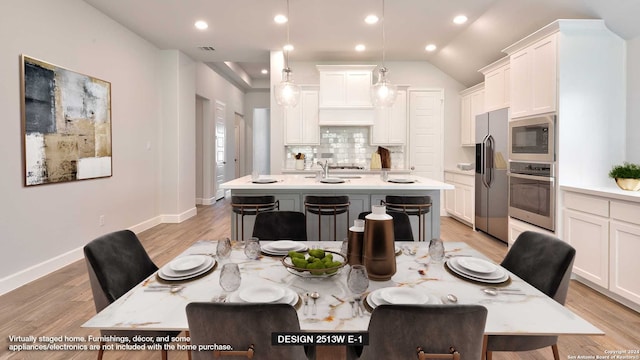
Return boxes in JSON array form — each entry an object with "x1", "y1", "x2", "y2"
[{"x1": 507, "y1": 172, "x2": 554, "y2": 182}]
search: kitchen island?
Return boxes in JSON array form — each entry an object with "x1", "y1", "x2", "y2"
[{"x1": 221, "y1": 174, "x2": 454, "y2": 241}]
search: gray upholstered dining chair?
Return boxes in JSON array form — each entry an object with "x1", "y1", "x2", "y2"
[
  {"x1": 347, "y1": 304, "x2": 487, "y2": 360},
  {"x1": 84, "y1": 229, "x2": 181, "y2": 360},
  {"x1": 486, "y1": 231, "x2": 576, "y2": 360},
  {"x1": 252, "y1": 211, "x2": 308, "y2": 240},
  {"x1": 186, "y1": 302, "x2": 314, "y2": 360}
]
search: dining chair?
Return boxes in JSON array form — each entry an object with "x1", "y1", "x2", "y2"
[
  {"x1": 358, "y1": 210, "x2": 414, "y2": 241},
  {"x1": 83, "y1": 230, "x2": 181, "y2": 360},
  {"x1": 485, "y1": 231, "x2": 576, "y2": 360},
  {"x1": 186, "y1": 302, "x2": 314, "y2": 360},
  {"x1": 347, "y1": 304, "x2": 487, "y2": 360},
  {"x1": 252, "y1": 211, "x2": 307, "y2": 240}
]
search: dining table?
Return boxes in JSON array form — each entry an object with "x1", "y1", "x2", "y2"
[{"x1": 82, "y1": 239, "x2": 603, "y2": 346}]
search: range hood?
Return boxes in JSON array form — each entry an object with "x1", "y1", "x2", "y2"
[{"x1": 317, "y1": 65, "x2": 376, "y2": 126}]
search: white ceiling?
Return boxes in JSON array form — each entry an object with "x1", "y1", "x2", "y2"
[{"x1": 84, "y1": 0, "x2": 640, "y2": 89}]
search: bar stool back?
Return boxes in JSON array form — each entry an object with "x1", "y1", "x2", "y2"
[
  {"x1": 231, "y1": 196, "x2": 279, "y2": 241},
  {"x1": 304, "y1": 195, "x2": 350, "y2": 241},
  {"x1": 382, "y1": 195, "x2": 431, "y2": 241}
]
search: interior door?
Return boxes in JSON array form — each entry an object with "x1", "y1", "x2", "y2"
[
  {"x1": 409, "y1": 90, "x2": 443, "y2": 180},
  {"x1": 215, "y1": 101, "x2": 226, "y2": 200}
]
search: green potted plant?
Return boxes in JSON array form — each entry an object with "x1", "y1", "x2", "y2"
[{"x1": 609, "y1": 162, "x2": 640, "y2": 191}]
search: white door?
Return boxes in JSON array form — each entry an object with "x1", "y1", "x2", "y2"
[
  {"x1": 215, "y1": 100, "x2": 226, "y2": 200},
  {"x1": 409, "y1": 90, "x2": 443, "y2": 180}
]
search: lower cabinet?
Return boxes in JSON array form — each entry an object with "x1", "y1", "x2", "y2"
[
  {"x1": 562, "y1": 189, "x2": 640, "y2": 308},
  {"x1": 444, "y1": 171, "x2": 474, "y2": 226}
]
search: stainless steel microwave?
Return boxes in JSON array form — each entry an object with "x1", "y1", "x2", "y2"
[{"x1": 509, "y1": 114, "x2": 555, "y2": 162}]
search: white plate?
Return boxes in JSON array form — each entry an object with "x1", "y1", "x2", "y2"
[
  {"x1": 262, "y1": 243, "x2": 307, "y2": 255},
  {"x1": 456, "y1": 257, "x2": 498, "y2": 274},
  {"x1": 239, "y1": 285, "x2": 286, "y2": 303},
  {"x1": 252, "y1": 179, "x2": 277, "y2": 184},
  {"x1": 387, "y1": 178, "x2": 415, "y2": 184},
  {"x1": 379, "y1": 287, "x2": 429, "y2": 305},
  {"x1": 446, "y1": 260, "x2": 509, "y2": 283},
  {"x1": 231, "y1": 287, "x2": 297, "y2": 305},
  {"x1": 168, "y1": 255, "x2": 207, "y2": 272},
  {"x1": 367, "y1": 288, "x2": 440, "y2": 308},
  {"x1": 158, "y1": 257, "x2": 215, "y2": 281},
  {"x1": 448, "y1": 258, "x2": 505, "y2": 279},
  {"x1": 267, "y1": 240, "x2": 301, "y2": 251}
]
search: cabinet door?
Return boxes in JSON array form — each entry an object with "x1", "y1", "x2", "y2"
[
  {"x1": 531, "y1": 35, "x2": 557, "y2": 115},
  {"x1": 345, "y1": 72, "x2": 373, "y2": 107},
  {"x1": 609, "y1": 221, "x2": 640, "y2": 305},
  {"x1": 319, "y1": 72, "x2": 347, "y2": 107},
  {"x1": 510, "y1": 49, "x2": 532, "y2": 118},
  {"x1": 460, "y1": 185, "x2": 474, "y2": 224},
  {"x1": 460, "y1": 94, "x2": 472, "y2": 146},
  {"x1": 445, "y1": 183, "x2": 455, "y2": 216},
  {"x1": 372, "y1": 90, "x2": 407, "y2": 145},
  {"x1": 469, "y1": 90, "x2": 484, "y2": 144},
  {"x1": 300, "y1": 90, "x2": 319, "y2": 144},
  {"x1": 563, "y1": 209, "x2": 609, "y2": 288},
  {"x1": 284, "y1": 102, "x2": 303, "y2": 144},
  {"x1": 484, "y1": 65, "x2": 510, "y2": 112}
]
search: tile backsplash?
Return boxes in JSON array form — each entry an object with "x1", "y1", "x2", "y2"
[{"x1": 285, "y1": 126, "x2": 405, "y2": 169}]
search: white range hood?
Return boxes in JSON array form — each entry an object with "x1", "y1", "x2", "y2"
[{"x1": 317, "y1": 65, "x2": 376, "y2": 126}]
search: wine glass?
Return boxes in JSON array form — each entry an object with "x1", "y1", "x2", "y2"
[
  {"x1": 244, "y1": 237, "x2": 261, "y2": 260},
  {"x1": 428, "y1": 238, "x2": 445, "y2": 263},
  {"x1": 216, "y1": 237, "x2": 232, "y2": 262},
  {"x1": 218, "y1": 263, "x2": 241, "y2": 302},
  {"x1": 347, "y1": 265, "x2": 369, "y2": 316}
]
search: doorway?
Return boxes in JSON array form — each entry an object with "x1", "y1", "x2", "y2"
[{"x1": 215, "y1": 100, "x2": 226, "y2": 201}]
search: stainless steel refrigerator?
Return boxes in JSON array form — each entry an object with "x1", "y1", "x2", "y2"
[{"x1": 475, "y1": 108, "x2": 509, "y2": 243}]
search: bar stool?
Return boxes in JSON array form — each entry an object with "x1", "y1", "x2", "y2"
[
  {"x1": 231, "y1": 196, "x2": 279, "y2": 241},
  {"x1": 304, "y1": 195, "x2": 350, "y2": 241},
  {"x1": 382, "y1": 195, "x2": 431, "y2": 241}
]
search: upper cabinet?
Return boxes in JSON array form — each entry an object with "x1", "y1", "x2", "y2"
[
  {"x1": 317, "y1": 65, "x2": 376, "y2": 108},
  {"x1": 371, "y1": 88, "x2": 407, "y2": 145},
  {"x1": 460, "y1": 83, "x2": 484, "y2": 147},
  {"x1": 479, "y1": 56, "x2": 510, "y2": 112},
  {"x1": 284, "y1": 86, "x2": 320, "y2": 145},
  {"x1": 507, "y1": 34, "x2": 557, "y2": 118},
  {"x1": 317, "y1": 65, "x2": 376, "y2": 125}
]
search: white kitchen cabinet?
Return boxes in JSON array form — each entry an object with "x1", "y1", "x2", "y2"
[
  {"x1": 562, "y1": 188, "x2": 640, "y2": 309},
  {"x1": 479, "y1": 56, "x2": 510, "y2": 112},
  {"x1": 317, "y1": 65, "x2": 375, "y2": 108},
  {"x1": 460, "y1": 83, "x2": 484, "y2": 147},
  {"x1": 444, "y1": 171, "x2": 474, "y2": 226},
  {"x1": 284, "y1": 86, "x2": 319, "y2": 145},
  {"x1": 507, "y1": 216, "x2": 556, "y2": 248},
  {"x1": 371, "y1": 89, "x2": 407, "y2": 145},
  {"x1": 507, "y1": 33, "x2": 557, "y2": 118}
]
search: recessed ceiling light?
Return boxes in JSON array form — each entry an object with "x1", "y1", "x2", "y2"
[
  {"x1": 283, "y1": 44, "x2": 294, "y2": 52},
  {"x1": 365, "y1": 14, "x2": 379, "y2": 24},
  {"x1": 425, "y1": 44, "x2": 437, "y2": 52},
  {"x1": 261, "y1": 69, "x2": 268, "y2": 74},
  {"x1": 194, "y1": 20, "x2": 208, "y2": 30},
  {"x1": 274, "y1": 14, "x2": 288, "y2": 24},
  {"x1": 453, "y1": 15, "x2": 468, "y2": 25},
  {"x1": 355, "y1": 44, "x2": 366, "y2": 52}
]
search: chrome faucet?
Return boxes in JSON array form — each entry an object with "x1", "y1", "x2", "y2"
[{"x1": 317, "y1": 160, "x2": 329, "y2": 179}]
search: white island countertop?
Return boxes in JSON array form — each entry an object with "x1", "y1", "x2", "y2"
[{"x1": 221, "y1": 174, "x2": 454, "y2": 191}]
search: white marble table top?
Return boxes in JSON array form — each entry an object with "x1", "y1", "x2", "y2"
[
  {"x1": 220, "y1": 174, "x2": 454, "y2": 191},
  {"x1": 83, "y1": 241, "x2": 602, "y2": 336}
]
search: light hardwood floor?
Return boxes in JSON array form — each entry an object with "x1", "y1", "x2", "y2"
[{"x1": 1, "y1": 199, "x2": 638, "y2": 360}]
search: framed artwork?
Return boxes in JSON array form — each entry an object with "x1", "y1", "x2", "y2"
[{"x1": 20, "y1": 55, "x2": 112, "y2": 186}]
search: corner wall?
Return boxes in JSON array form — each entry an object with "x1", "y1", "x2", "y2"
[{"x1": 628, "y1": 36, "x2": 640, "y2": 163}]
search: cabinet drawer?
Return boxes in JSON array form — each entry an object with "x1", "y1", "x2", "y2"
[
  {"x1": 564, "y1": 191, "x2": 609, "y2": 217},
  {"x1": 454, "y1": 174, "x2": 474, "y2": 187},
  {"x1": 610, "y1": 200, "x2": 640, "y2": 226},
  {"x1": 444, "y1": 173, "x2": 455, "y2": 182}
]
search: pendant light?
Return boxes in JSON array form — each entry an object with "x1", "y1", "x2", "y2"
[
  {"x1": 274, "y1": 0, "x2": 300, "y2": 107},
  {"x1": 371, "y1": 0, "x2": 397, "y2": 107}
]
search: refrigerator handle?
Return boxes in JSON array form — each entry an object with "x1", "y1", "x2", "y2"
[
  {"x1": 486, "y1": 135, "x2": 494, "y2": 186},
  {"x1": 479, "y1": 135, "x2": 489, "y2": 188}
]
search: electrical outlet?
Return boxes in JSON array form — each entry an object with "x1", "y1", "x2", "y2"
[{"x1": 99, "y1": 215, "x2": 105, "y2": 226}]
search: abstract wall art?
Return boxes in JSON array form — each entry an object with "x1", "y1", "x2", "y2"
[{"x1": 20, "y1": 55, "x2": 112, "y2": 186}]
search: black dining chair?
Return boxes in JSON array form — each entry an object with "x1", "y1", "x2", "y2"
[
  {"x1": 485, "y1": 231, "x2": 576, "y2": 360},
  {"x1": 358, "y1": 210, "x2": 414, "y2": 241},
  {"x1": 347, "y1": 304, "x2": 487, "y2": 360},
  {"x1": 252, "y1": 211, "x2": 307, "y2": 240},
  {"x1": 84, "y1": 230, "x2": 181, "y2": 360},
  {"x1": 186, "y1": 302, "x2": 314, "y2": 360}
]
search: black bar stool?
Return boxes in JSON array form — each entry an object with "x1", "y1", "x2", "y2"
[
  {"x1": 304, "y1": 195, "x2": 350, "y2": 241},
  {"x1": 231, "y1": 196, "x2": 279, "y2": 241},
  {"x1": 382, "y1": 195, "x2": 432, "y2": 241}
]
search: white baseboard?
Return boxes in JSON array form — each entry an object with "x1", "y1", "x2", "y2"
[
  {"x1": 0, "y1": 246, "x2": 83, "y2": 296},
  {"x1": 0, "y1": 206, "x2": 199, "y2": 296},
  {"x1": 199, "y1": 196, "x2": 217, "y2": 205}
]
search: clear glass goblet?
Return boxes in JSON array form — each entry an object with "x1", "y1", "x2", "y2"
[
  {"x1": 217, "y1": 263, "x2": 241, "y2": 302},
  {"x1": 428, "y1": 238, "x2": 445, "y2": 263},
  {"x1": 216, "y1": 237, "x2": 232, "y2": 262},
  {"x1": 244, "y1": 237, "x2": 261, "y2": 260}
]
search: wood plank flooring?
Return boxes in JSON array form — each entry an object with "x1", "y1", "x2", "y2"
[{"x1": 1, "y1": 199, "x2": 638, "y2": 360}]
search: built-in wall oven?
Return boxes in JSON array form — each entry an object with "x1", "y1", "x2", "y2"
[
  {"x1": 508, "y1": 161, "x2": 555, "y2": 231},
  {"x1": 509, "y1": 114, "x2": 555, "y2": 163}
]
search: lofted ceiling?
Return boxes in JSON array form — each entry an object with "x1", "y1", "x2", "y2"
[{"x1": 84, "y1": 0, "x2": 640, "y2": 89}]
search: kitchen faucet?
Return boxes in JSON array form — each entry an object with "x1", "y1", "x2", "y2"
[{"x1": 317, "y1": 160, "x2": 329, "y2": 179}]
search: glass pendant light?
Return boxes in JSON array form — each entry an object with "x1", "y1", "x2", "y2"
[
  {"x1": 371, "y1": 0, "x2": 397, "y2": 107},
  {"x1": 275, "y1": 0, "x2": 300, "y2": 107}
]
